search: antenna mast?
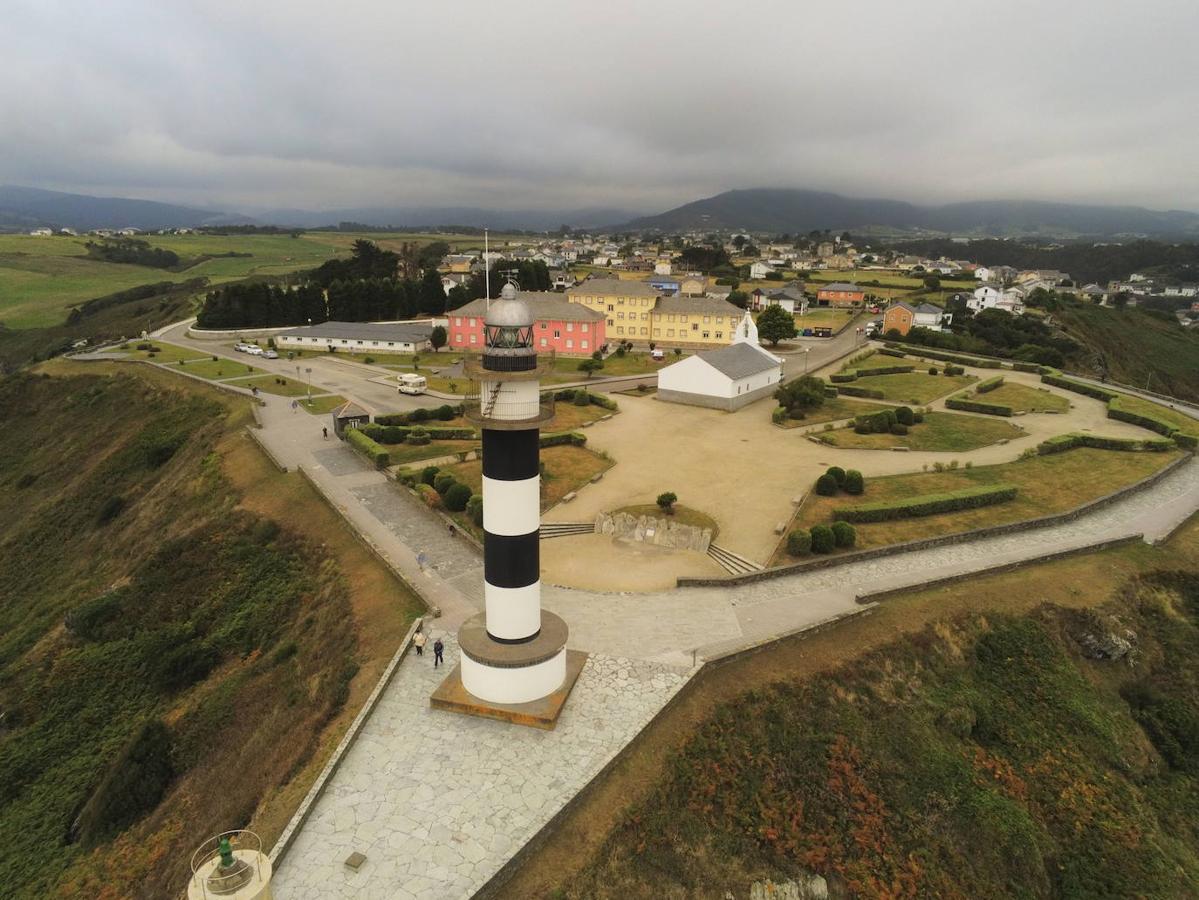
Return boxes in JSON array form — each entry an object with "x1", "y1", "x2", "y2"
[{"x1": 484, "y1": 228, "x2": 490, "y2": 311}]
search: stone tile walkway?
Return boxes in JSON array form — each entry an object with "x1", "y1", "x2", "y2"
[{"x1": 270, "y1": 637, "x2": 690, "y2": 899}]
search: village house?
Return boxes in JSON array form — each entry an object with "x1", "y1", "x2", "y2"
[
  {"x1": 568, "y1": 278, "x2": 662, "y2": 342},
  {"x1": 443, "y1": 254, "x2": 475, "y2": 274},
  {"x1": 653, "y1": 260, "x2": 672, "y2": 275},
  {"x1": 749, "y1": 260, "x2": 775, "y2": 279},
  {"x1": 657, "y1": 311, "x2": 783, "y2": 411},
  {"x1": 449, "y1": 293, "x2": 604, "y2": 356},
  {"x1": 679, "y1": 275, "x2": 708, "y2": 297},
  {"x1": 648, "y1": 273, "x2": 681, "y2": 294},
  {"x1": 649, "y1": 295, "x2": 742, "y2": 347},
  {"x1": 751, "y1": 282, "x2": 807, "y2": 314},
  {"x1": 882, "y1": 301, "x2": 951, "y2": 336},
  {"x1": 441, "y1": 273, "x2": 471, "y2": 295},
  {"x1": 815, "y1": 282, "x2": 866, "y2": 307}
]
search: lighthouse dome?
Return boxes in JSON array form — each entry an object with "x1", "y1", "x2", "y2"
[{"x1": 484, "y1": 292, "x2": 534, "y2": 328}]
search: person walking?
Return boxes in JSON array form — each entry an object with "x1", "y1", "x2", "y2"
[
  {"x1": 433, "y1": 637, "x2": 445, "y2": 668},
  {"x1": 322, "y1": 426, "x2": 329, "y2": 440},
  {"x1": 413, "y1": 628, "x2": 427, "y2": 657}
]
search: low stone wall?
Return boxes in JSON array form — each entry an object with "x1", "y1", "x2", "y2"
[
  {"x1": 678, "y1": 452, "x2": 1192, "y2": 587},
  {"x1": 596, "y1": 511, "x2": 712, "y2": 553}
]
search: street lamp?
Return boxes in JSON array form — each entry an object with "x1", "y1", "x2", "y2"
[
  {"x1": 305, "y1": 367, "x2": 313, "y2": 403},
  {"x1": 803, "y1": 347, "x2": 811, "y2": 373}
]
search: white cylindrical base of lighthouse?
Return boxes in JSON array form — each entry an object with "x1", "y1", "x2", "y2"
[{"x1": 461, "y1": 647, "x2": 567, "y2": 705}]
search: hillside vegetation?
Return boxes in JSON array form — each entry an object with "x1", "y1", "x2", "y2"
[
  {"x1": 564, "y1": 569, "x2": 1199, "y2": 898},
  {"x1": 0, "y1": 367, "x2": 421, "y2": 898}
]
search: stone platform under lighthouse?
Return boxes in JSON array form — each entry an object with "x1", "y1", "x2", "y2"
[{"x1": 431, "y1": 284, "x2": 585, "y2": 729}]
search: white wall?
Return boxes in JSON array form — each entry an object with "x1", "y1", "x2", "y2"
[
  {"x1": 658, "y1": 355, "x2": 734, "y2": 398},
  {"x1": 460, "y1": 650, "x2": 566, "y2": 705}
]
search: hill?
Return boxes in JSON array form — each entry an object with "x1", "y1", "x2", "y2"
[
  {"x1": 520, "y1": 531, "x2": 1199, "y2": 899},
  {"x1": 625, "y1": 188, "x2": 1199, "y2": 238},
  {"x1": 0, "y1": 365, "x2": 422, "y2": 898},
  {"x1": 0, "y1": 185, "x2": 242, "y2": 231}
]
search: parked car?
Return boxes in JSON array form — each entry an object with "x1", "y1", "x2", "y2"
[
  {"x1": 264, "y1": 349, "x2": 278, "y2": 359},
  {"x1": 245, "y1": 345, "x2": 264, "y2": 356},
  {"x1": 233, "y1": 342, "x2": 251, "y2": 352}
]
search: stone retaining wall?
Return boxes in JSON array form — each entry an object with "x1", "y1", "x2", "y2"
[
  {"x1": 595, "y1": 510, "x2": 713, "y2": 552},
  {"x1": 678, "y1": 452, "x2": 1192, "y2": 587}
]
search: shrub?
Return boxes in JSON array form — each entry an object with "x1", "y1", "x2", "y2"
[
  {"x1": 420, "y1": 465, "x2": 439, "y2": 485},
  {"x1": 363, "y1": 356, "x2": 375, "y2": 364},
  {"x1": 836, "y1": 385, "x2": 885, "y2": 399},
  {"x1": 95, "y1": 495, "x2": 126, "y2": 525},
  {"x1": 409, "y1": 407, "x2": 431, "y2": 422},
  {"x1": 896, "y1": 406, "x2": 915, "y2": 426},
  {"x1": 345, "y1": 428, "x2": 390, "y2": 468},
  {"x1": 809, "y1": 524, "x2": 835, "y2": 554},
  {"x1": 835, "y1": 483, "x2": 1019, "y2": 522},
  {"x1": 65, "y1": 591, "x2": 125, "y2": 641},
  {"x1": 786, "y1": 529, "x2": 811, "y2": 556},
  {"x1": 976, "y1": 375, "x2": 1005, "y2": 394},
  {"x1": 944, "y1": 365, "x2": 965, "y2": 376},
  {"x1": 573, "y1": 389, "x2": 590, "y2": 407},
  {"x1": 890, "y1": 422, "x2": 909, "y2": 435},
  {"x1": 946, "y1": 395, "x2": 1014, "y2": 416},
  {"x1": 831, "y1": 520, "x2": 856, "y2": 548},
  {"x1": 1037, "y1": 433, "x2": 1175, "y2": 454},
  {"x1": 827, "y1": 466, "x2": 846, "y2": 486},
  {"x1": 912, "y1": 411, "x2": 925, "y2": 423},
  {"x1": 466, "y1": 494, "x2": 484, "y2": 526},
  {"x1": 928, "y1": 366, "x2": 938, "y2": 376},
  {"x1": 74, "y1": 719, "x2": 174, "y2": 848},
  {"x1": 1040, "y1": 373, "x2": 1117, "y2": 402},
  {"x1": 433, "y1": 473, "x2": 457, "y2": 495},
  {"x1": 772, "y1": 407, "x2": 787, "y2": 425},
  {"x1": 830, "y1": 373, "x2": 858, "y2": 384},
  {"x1": 407, "y1": 427, "x2": 431, "y2": 445},
  {"x1": 415, "y1": 483, "x2": 441, "y2": 508},
  {"x1": 657, "y1": 491, "x2": 678, "y2": 513},
  {"x1": 814, "y1": 474, "x2": 838, "y2": 496},
  {"x1": 844, "y1": 469, "x2": 864, "y2": 495},
  {"x1": 444, "y1": 482, "x2": 472, "y2": 512},
  {"x1": 436, "y1": 404, "x2": 456, "y2": 420},
  {"x1": 540, "y1": 431, "x2": 587, "y2": 448}
]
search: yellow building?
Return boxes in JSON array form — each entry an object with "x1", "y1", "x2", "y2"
[{"x1": 566, "y1": 278, "x2": 741, "y2": 348}]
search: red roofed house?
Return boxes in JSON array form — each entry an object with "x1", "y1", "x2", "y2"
[
  {"x1": 815, "y1": 282, "x2": 866, "y2": 307},
  {"x1": 449, "y1": 292, "x2": 606, "y2": 356}
]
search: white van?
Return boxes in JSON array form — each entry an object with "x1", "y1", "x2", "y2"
[{"x1": 397, "y1": 373, "x2": 428, "y2": 395}]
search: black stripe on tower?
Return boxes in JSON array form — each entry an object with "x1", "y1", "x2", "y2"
[
  {"x1": 483, "y1": 531, "x2": 540, "y2": 588},
  {"x1": 482, "y1": 428, "x2": 540, "y2": 479}
]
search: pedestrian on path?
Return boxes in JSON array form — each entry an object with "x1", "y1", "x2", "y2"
[
  {"x1": 322, "y1": 426, "x2": 329, "y2": 440},
  {"x1": 447, "y1": 523, "x2": 456, "y2": 538},
  {"x1": 413, "y1": 627, "x2": 427, "y2": 656},
  {"x1": 433, "y1": 637, "x2": 444, "y2": 668}
]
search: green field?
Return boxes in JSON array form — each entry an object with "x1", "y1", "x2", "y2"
[
  {"x1": 233, "y1": 374, "x2": 313, "y2": 397},
  {"x1": 853, "y1": 371, "x2": 976, "y2": 403},
  {"x1": 1112, "y1": 393, "x2": 1199, "y2": 439},
  {"x1": 176, "y1": 357, "x2": 263, "y2": 380},
  {"x1": 301, "y1": 394, "x2": 349, "y2": 415},
  {"x1": 822, "y1": 411, "x2": 1026, "y2": 451},
  {"x1": 776, "y1": 396, "x2": 893, "y2": 428}
]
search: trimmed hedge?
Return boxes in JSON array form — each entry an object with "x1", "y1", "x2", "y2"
[
  {"x1": 831, "y1": 520, "x2": 857, "y2": 548},
  {"x1": 844, "y1": 469, "x2": 864, "y2": 495},
  {"x1": 854, "y1": 365, "x2": 915, "y2": 377},
  {"x1": 885, "y1": 344, "x2": 1003, "y2": 368},
  {"x1": 834, "y1": 483, "x2": 1019, "y2": 523},
  {"x1": 445, "y1": 482, "x2": 473, "y2": 511},
  {"x1": 786, "y1": 529, "x2": 811, "y2": 556},
  {"x1": 815, "y1": 473, "x2": 838, "y2": 496},
  {"x1": 878, "y1": 348, "x2": 907, "y2": 358},
  {"x1": 1040, "y1": 374, "x2": 1117, "y2": 402},
  {"x1": 1037, "y1": 433, "x2": 1175, "y2": 455},
  {"x1": 945, "y1": 395, "x2": 1014, "y2": 417},
  {"x1": 540, "y1": 431, "x2": 587, "y2": 448},
  {"x1": 345, "y1": 428, "x2": 390, "y2": 468},
  {"x1": 975, "y1": 375, "x2": 1005, "y2": 394},
  {"x1": 810, "y1": 524, "x2": 835, "y2": 554},
  {"x1": 551, "y1": 389, "x2": 618, "y2": 411},
  {"x1": 375, "y1": 404, "x2": 464, "y2": 426},
  {"x1": 1012, "y1": 362, "x2": 1048, "y2": 374},
  {"x1": 837, "y1": 385, "x2": 885, "y2": 399},
  {"x1": 362, "y1": 423, "x2": 477, "y2": 444},
  {"x1": 830, "y1": 373, "x2": 858, "y2": 384}
]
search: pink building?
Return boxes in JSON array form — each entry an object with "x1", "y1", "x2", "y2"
[{"x1": 449, "y1": 292, "x2": 606, "y2": 356}]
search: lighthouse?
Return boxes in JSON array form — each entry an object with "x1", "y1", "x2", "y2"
[{"x1": 437, "y1": 282, "x2": 579, "y2": 717}]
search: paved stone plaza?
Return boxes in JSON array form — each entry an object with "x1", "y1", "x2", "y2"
[{"x1": 271, "y1": 638, "x2": 691, "y2": 899}]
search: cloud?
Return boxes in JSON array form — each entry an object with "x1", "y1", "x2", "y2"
[{"x1": 3, "y1": 0, "x2": 1197, "y2": 215}]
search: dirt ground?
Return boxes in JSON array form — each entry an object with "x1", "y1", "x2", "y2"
[
  {"x1": 495, "y1": 515, "x2": 1199, "y2": 899},
  {"x1": 543, "y1": 365, "x2": 1158, "y2": 584}
]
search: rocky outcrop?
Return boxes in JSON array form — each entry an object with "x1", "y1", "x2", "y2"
[{"x1": 595, "y1": 511, "x2": 712, "y2": 553}]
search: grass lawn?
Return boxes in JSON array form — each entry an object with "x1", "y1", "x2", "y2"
[
  {"x1": 301, "y1": 395, "x2": 348, "y2": 415},
  {"x1": 819, "y1": 411, "x2": 1026, "y2": 451},
  {"x1": 547, "y1": 351, "x2": 673, "y2": 384},
  {"x1": 855, "y1": 371, "x2": 976, "y2": 403},
  {"x1": 293, "y1": 348, "x2": 465, "y2": 368},
  {"x1": 614, "y1": 503, "x2": 719, "y2": 539},
  {"x1": 546, "y1": 401, "x2": 609, "y2": 431},
  {"x1": 794, "y1": 307, "x2": 858, "y2": 329},
  {"x1": 123, "y1": 341, "x2": 210, "y2": 364},
  {"x1": 387, "y1": 440, "x2": 477, "y2": 465},
  {"x1": 782, "y1": 446, "x2": 1180, "y2": 560},
  {"x1": 440, "y1": 444, "x2": 612, "y2": 511},
  {"x1": 231, "y1": 375, "x2": 313, "y2": 397},
  {"x1": 840, "y1": 350, "x2": 906, "y2": 372},
  {"x1": 982, "y1": 382, "x2": 1070, "y2": 414},
  {"x1": 1112, "y1": 394, "x2": 1199, "y2": 439},
  {"x1": 776, "y1": 396, "x2": 893, "y2": 428},
  {"x1": 177, "y1": 358, "x2": 264, "y2": 380}
]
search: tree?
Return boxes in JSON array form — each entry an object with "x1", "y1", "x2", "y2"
[
  {"x1": 728, "y1": 290, "x2": 749, "y2": 308},
  {"x1": 656, "y1": 491, "x2": 677, "y2": 514},
  {"x1": 578, "y1": 358, "x2": 604, "y2": 378},
  {"x1": 756, "y1": 304, "x2": 797, "y2": 346},
  {"x1": 810, "y1": 524, "x2": 835, "y2": 553},
  {"x1": 418, "y1": 268, "x2": 446, "y2": 315},
  {"x1": 416, "y1": 240, "x2": 451, "y2": 273},
  {"x1": 923, "y1": 275, "x2": 941, "y2": 291},
  {"x1": 773, "y1": 375, "x2": 826, "y2": 416},
  {"x1": 430, "y1": 325, "x2": 447, "y2": 352}
]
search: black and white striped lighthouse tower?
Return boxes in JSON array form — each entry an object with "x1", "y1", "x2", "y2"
[{"x1": 455, "y1": 283, "x2": 569, "y2": 706}]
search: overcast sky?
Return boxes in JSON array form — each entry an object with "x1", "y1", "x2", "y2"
[{"x1": 5, "y1": 0, "x2": 1198, "y2": 214}]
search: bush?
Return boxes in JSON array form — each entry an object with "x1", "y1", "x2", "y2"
[
  {"x1": 95, "y1": 495, "x2": 126, "y2": 525},
  {"x1": 946, "y1": 394, "x2": 1014, "y2": 416},
  {"x1": 844, "y1": 469, "x2": 864, "y2": 495},
  {"x1": 65, "y1": 591, "x2": 125, "y2": 641},
  {"x1": 656, "y1": 491, "x2": 678, "y2": 513},
  {"x1": 890, "y1": 422, "x2": 909, "y2": 435},
  {"x1": 837, "y1": 385, "x2": 885, "y2": 399},
  {"x1": 772, "y1": 407, "x2": 787, "y2": 425},
  {"x1": 466, "y1": 494, "x2": 484, "y2": 526},
  {"x1": 854, "y1": 365, "x2": 914, "y2": 377},
  {"x1": 810, "y1": 524, "x2": 835, "y2": 554},
  {"x1": 573, "y1": 389, "x2": 590, "y2": 407},
  {"x1": 1037, "y1": 433, "x2": 1175, "y2": 454},
  {"x1": 436, "y1": 404, "x2": 456, "y2": 420},
  {"x1": 444, "y1": 482, "x2": 472, "y2": 512},
  {"x1": 786, "y1": 529, "x2": 811, "y2": 556},
  {"x1": 407, "y1": 427, "x2": 431, "y2": 445},
  {"x1": 827, "y1": 466, "x2": 846, "y2": 486},
  {"x1": 409, "y1": 407, "x2": 431, "y2": 422},
  {"x1": 74, "y1": 719, "x2": 174, "y2": 848},
  {"x1": 834, "y1": 483, "x2": 1019, "y2": 522},
  {"x1": 420, "y1": 465, "x2": 440, "y2": 486},
  {"x1": 433, "y1": 473, "x2": 457, "y2": 495},
  {"x1": 345, "y1": 428, "x2": 390, "y2": 468},
  {"x1": 928, "y1": 366, "x2": 938, "y2": 376},
  {"x1": 415, "y1": 483, "x2": 441, "y2": 508},
  {"x1": 896, "y1": 406, "x2": 915, "y2": 426},
  {"x1": 975, "y1": 375, "x2": 1005, "y2": 394},
  {"x1": 814, "y1": 473, "x2": 838, "y2": 496},
  {"x1": 540, "y1": 431, "x2": 587, "y2": 448},
  {"x1": 944, "y1": 365, "x2": 965, "y2": 376},
  {"x1": 913, "y1": 410, "x2": 925, "y2": 423},
  {"x1": 830, "y1": 373, "x2": 858, "y2": 384},
  {"x1": 831, "y1": 520, "x2": 857, "y2": 548}
]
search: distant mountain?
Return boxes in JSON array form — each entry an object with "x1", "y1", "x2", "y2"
[
  {"x1": 624, "y1": 188, "x2": 1199, "y2": 238},
  {"x1": 0, "y1": 185, "x2": 246, "y2": 231},
  {"x1": 256, "y1": 205, "x2": 641, "y2": 231}
]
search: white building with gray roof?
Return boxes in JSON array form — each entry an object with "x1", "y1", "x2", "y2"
[
  {"x1": 275, "y1": 320, "x2": 433, "y2": 353},
  {"x1": 656, "y1": 311, "x2": 783, "y2": 411}
]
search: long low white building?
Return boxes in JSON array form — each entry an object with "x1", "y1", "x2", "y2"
[
  {"x1": 275, "y1": 320, "x2": 433, "y2": 353},
  {"x1": 657, "y1": 311, "x2": 783, "y2": 411}
]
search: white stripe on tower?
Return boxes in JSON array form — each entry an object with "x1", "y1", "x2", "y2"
[{"x1": 482, "y1": 475, "x2": 540, "y2": 536}]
